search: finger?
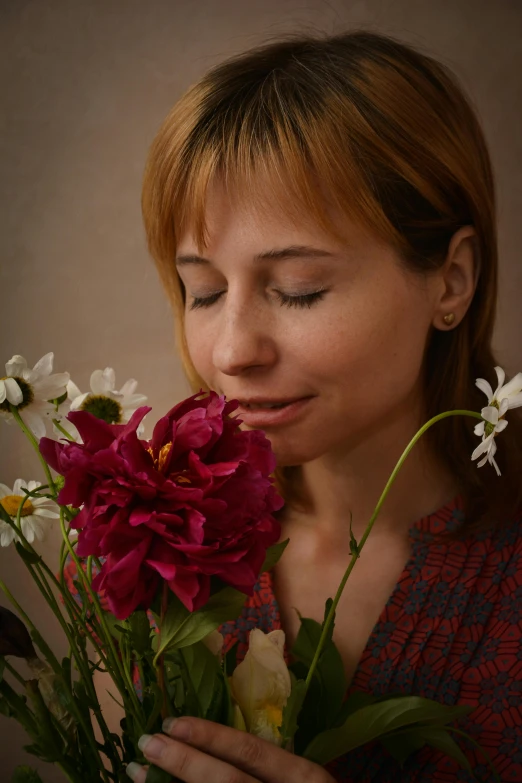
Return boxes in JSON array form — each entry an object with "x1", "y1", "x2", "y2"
[
  {"x1": 161, "y1": 717, "x2": 328, "y2": 783},
  {"x1": 138, "y1": 731, "x2": 261, "y2": 783}
]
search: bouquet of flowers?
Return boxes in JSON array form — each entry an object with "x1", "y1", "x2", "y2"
[{"x1": 1, "y1": 352, "x2": 517, "y2": 783}]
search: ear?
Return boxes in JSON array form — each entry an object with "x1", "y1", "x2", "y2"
[{"x1": 433, "y1": 226, "x2": 479, "y2": 330}]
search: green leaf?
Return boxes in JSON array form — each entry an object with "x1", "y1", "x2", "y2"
[
  {"x1": 129, "y1": 610, "x2": 152, "y2": 655},
  {"x1": 417, "y1": 727, "x2": 472, "y2": 772},
  {"x1": 349, "y1": 511, "x2": 360, "y2": 559},
  {"x1": 11, "y1": 766, "x2": 45, "y2": 783},
  {"x1": 261, "y1": 539, "x2": 289, "y2": 572},
  {"x1": 154, "y1": 588, "x2": 246, "y2": 661},
  {"x1": 304, "y1": 696, "x2": 474, "y2": 765},
  {"x1": 14, "y1": 543, "x2": 42, "y2": 566},
  {"x1": 291, "y1": 616, "x2": 322, "y2": 666},
  {"x1": 280, "y1": 678, "x2": 308, "y2": 744},
  {"x1": 180, "y1": 642, "x2": 221, "y2": 718},
  {"x1": 145, "y1": 764, "x2": 175, "y2": 783},
  {"x1": 380, "y1": 729, "x2": 426, "y2": 766},
  {"x1": 144, "y1": 683, "x2": 164, "y2": 734}
]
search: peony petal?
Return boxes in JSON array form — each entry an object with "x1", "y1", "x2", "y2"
[
  {"x1": 32, "y1": 352, "x2": 55, "y2": 378},
  {"x1": 5, "y1": 355, "x2": 28, "y2": 378},
  {"x1": 475, "y1": 378, "x2": 493, "y2": 401}
]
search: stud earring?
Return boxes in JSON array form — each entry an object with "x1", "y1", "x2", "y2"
[{"x1": 443, "y1": 313, "x2": 455, "y2": 326}]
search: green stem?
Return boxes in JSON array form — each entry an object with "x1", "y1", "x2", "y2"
[
  {"x1": 304, "y1": 410, "x2": 483, "y2": 692},
  {"x1": 9, "y1": 406, "x2": 57, "y2": 496},
  {"x1": 61, "y1": 513, "x2": 143, "y2": 726},
  {"x1": 2, "y1": 657, "x2": 27, "y2": 687},
  {"x1": 52, "y1": 418, "x2": 75, "y2": 441}
]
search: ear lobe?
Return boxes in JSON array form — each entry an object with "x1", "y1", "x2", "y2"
[{"x1": 434, "y1": 226, "x2": 479, "y2": 329}]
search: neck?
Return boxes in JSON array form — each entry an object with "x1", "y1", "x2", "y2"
[{"x1": 282, "y1": 401, "x2": 460, "y2": 542}]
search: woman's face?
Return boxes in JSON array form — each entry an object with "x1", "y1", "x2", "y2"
[{"x1": 176, "y1": 180, "x2": 441, "y2": 467}]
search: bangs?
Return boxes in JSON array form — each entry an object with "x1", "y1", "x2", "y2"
[{"x1": 144, "y1": 67, "x2": 401, "y2": 272}]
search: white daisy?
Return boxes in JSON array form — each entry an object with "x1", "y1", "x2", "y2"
[
  {"x1": 0, "y1": 353, "x2": 69, "y2": 440},
  {"x1": 471, "y1": 404, "x2": 509, "y2": 477},
  {"x1": 59, "y1": 368, "x2": 148, "y2": 434},
  {"x1": 0, "y1": 479, "x2": 60, "y2": 547},
  {"x1": 476, "y1": 365, "x2": 522, "y2": 411}
]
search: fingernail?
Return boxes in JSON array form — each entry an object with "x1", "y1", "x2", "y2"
[
  {"x1": 163, "y1": 717, "x2": 191, "y2": 739},
  {"x1": 138, "y1": 733, "x2": 165, "y2": 758},
  {"x1": 126, "y1": 762, "x2": 145, "y2": 782}
]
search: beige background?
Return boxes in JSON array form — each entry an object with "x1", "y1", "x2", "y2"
[{"x1": 1, "y1": 1, "x2": 521, "y2": 780}]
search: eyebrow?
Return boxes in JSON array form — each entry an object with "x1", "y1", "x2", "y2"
[{"x1": 175, "y1": 245, "x2": 336, "y2": 267}]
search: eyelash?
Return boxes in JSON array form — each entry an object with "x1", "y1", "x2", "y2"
[{"x1": 189, "y1": 289, "x2": 327, "y2": 311}]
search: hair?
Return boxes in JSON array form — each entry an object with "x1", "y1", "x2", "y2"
[{"x1": 141, "y1": 29, "x2": 522, "y2": 536}]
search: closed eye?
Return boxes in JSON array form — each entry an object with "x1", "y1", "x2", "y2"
[{"x1": 188, "y1": 289, "x2": 327, "y2": 311}]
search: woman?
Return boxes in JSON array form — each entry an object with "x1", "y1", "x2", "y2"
[{"x1": 130, "y1": 30, "x2": 522, "y2": 782}]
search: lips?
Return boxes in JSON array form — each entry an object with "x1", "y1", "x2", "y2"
[{"x1": 232, "y1": 396, "x2": 314, "y2": 427}]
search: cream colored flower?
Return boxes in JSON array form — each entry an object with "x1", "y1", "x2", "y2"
[
  {"x1": 0, "y1": 353, "x2": 69, "y2": 439},
  {"x1": 230, "y1": 629, "x2": 291, "y2": 746},
  {"x1": 67, "y1": 368, "x2": 147, "y2": 427},
  {"x1": 0, "y1": 480, "x2": 59, "y2": 547},
  {"x1": 476, "y1": 366, "x2": 522, "y2": 411}
]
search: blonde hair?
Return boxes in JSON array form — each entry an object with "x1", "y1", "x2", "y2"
[{"x1": 141, "y1": 30, "x2": 522, "y2": 534}]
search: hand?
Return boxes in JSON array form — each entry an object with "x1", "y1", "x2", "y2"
[{"x1": 126, "y1": 716, "x2": 336, "y2": 783}]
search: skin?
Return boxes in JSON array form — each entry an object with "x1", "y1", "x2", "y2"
[{"x1": 127, "y1": 177, "x2": 478, "y2": 782}]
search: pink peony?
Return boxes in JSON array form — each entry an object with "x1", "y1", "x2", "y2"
[{"x1": 40, "y1": 391, "x2": 283, "y2": 619}]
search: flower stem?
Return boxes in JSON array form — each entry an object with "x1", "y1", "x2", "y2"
[
  {"x1": 9, "y1": 405, "x2": 57, "y2": 496},
  {"x1": 52, "y1": 418, "x2": 75, "y2": 441},
  {"x1": 2, "y1": 657, "x2": 27, "y2": 687},
  {"x1": 157, "y1": 581, "x2": 169, "y2": 720},
  {"x1": 304, "y1": 410, "x2": 483, "y2": 693}
]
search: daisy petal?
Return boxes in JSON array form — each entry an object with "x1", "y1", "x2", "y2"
[
  {"x1": 472, "y1": 434, "x2": 494, "y2": 461},
  {"x1": 32, "y1": 373, "x2": 70, "y2": 399},
  {"x1": 495, "y1": 419, "x2": 508, "y2": 433},
  {"x1": 491, "y1": 456, "x2": 502, "y2": 476},
  {"x1": 493, "y1": 366, "x2": 506, "y2": 397},
  {"x1": 4, "y1": 377, "x2": 24, "y2": 405},
  {"x1": 475, "y1": 378, "x2": 493, "y2": 400},
  {"x1": 32, "y1": 352, "x2": 55, "y2": 377},
  {"x1": 90, "y1": 368, "x2": 114, "y2": 395},
  {"x1": 32, "y1": 508, "x2": 60, "y2": 519},
  {"x1": 12, "y1": 479, "x2": 26, "y2": 496},
  {"x1": 70, "y1": 392, "x2": 90, "y2": 411},
  {"x1": 481, "y1": 406, "x2": 499, "y2": 426},
  {"x1": 505, "y1": 391, "x2": 522, "y2": 410},
  {"x1": 477, "y1": 453, "x2": 489, "y2": 468},
  {"x1": 22, "y1": 408, "x2": 47, "y2": 440},
  {"x1": 5, "y1": 355, "x2": 28, "y2": 378},
  {"x1": 474, "y1": 421, "x2": 485, "y2": 437},
  {"x1": 0, "y1": 483, "x2": 12, "y2": 498},
  {"x1": 497, "y1": 371, "x2": 522, "y2": 400},
  {"x1": 118, "y1": 378, "x2": 138, "y2": 396}
]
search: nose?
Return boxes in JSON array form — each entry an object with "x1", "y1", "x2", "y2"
[{"x1": 211, "y1": 296, "x2": 277, "y2": 377}]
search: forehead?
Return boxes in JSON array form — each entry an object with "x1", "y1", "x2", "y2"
[{"x1": 176, "y1": 173, "x2": 353, "y2": 257}]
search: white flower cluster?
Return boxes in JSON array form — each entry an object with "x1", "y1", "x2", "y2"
[
  {"x1": 0, "y1": 352, "x2": 147, "y2": 547},
  {"x1": 472, "y1": 366, "x2": 522, "y2": 476}
]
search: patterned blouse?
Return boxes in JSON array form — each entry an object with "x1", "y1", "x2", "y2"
[
  {"x1": 63, "y1": 496, "x2": 522, "y2": 782},
  {"x1": 219, "y1": 496, "x2": 522, "y2": 783}
]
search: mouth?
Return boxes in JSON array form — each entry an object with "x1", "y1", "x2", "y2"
[{"x1": 232, "y1": 396, "x2": 314, "y2": 427}]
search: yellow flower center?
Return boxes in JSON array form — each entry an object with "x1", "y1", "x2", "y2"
[
  {"x1": 147, "y1": 442, "x2": 174, "y2": 473},
  {"x1": 264, "y1": 704, "x2": 283, "y2": 730},
  {"x1": 1, "y1": 494, "x2": 34, "y2": 517}
]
